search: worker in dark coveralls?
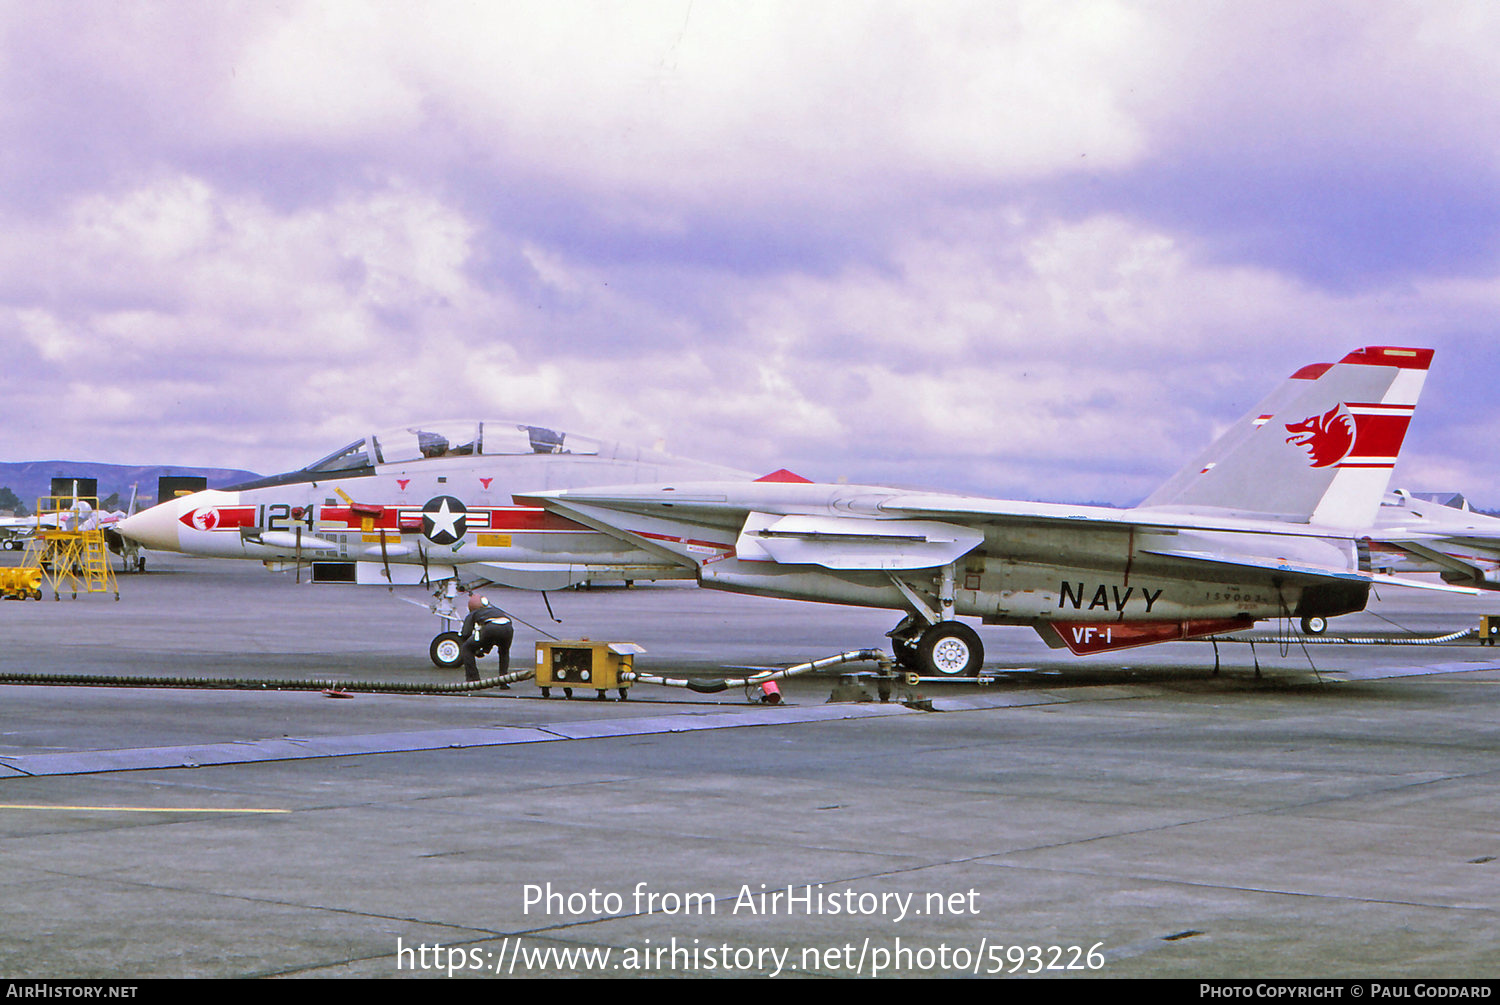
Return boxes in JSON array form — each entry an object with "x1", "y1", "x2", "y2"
[{"x1": 459, "y1": 594, "x2": 514, "y2": 684}]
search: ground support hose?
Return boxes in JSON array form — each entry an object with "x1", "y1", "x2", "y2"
[
  {"x1": 624, "y1": 648, "x2": 893, "y2": 694},
  {"x1": 1214, "y1": 629, "x2": 1474, "y2": 646}
]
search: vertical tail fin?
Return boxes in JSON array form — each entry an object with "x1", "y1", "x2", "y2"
[{"x1": 1139, "y1": 346, "x2": 1432, "y2": 528}]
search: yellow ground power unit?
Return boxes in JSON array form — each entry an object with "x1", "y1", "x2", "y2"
[
  {"x1": 0, "y1": 566, "x2": 42, "y2": 601},
  {"x1": 534, "y1": 640, "x2": 645, "y2": 700},
  {"x1": 1479, "y1": 615, "x2": 1500, "y2": 646}
]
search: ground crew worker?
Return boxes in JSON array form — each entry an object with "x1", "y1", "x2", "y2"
[{"x1": 459, "y1": 593, "x2": 514, "y2": 684}]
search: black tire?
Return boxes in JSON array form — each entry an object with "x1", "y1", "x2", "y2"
[
  {"x1": 1300, "y1": 615, "x2": 1327, "y2": 635},
  {"x1": 916, "y1": 622, "x2": 983, "y2": 677},
  {"x1": 430, "y1": 632, "x2": 464, "y2": 669}
]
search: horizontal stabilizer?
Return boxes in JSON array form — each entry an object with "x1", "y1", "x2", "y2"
[
  {"x1": 1365, "y1": 572, "x2": 1480, "y2": 596},
  {"x1": 1137, "y1": 546, "x2": 1369, "y2": 584},
  {"x1": 1139, "y1": 547, "x2": 1479, "y2": 595}
]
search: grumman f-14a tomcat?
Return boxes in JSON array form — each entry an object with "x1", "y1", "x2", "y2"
[{"x1": 120, "y1": 347, "x2": 1472, "y2": 677}]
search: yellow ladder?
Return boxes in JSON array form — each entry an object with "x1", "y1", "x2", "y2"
[{"x1": 80, "y1": 525, "x2": 116, "y2": 597}]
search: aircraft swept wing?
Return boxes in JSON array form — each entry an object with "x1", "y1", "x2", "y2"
[{"x1": 522, "y1": 346, "x2": 1459, "y2": 672}]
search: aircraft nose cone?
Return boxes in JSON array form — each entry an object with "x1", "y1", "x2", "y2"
[{"x1": 117, "y1": 502, "x2": 182, "y2": 553}]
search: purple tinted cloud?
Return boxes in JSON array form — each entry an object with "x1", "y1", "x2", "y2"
[{"x1": 0, "y1": 1, "x2": 1497, "y2": 507}]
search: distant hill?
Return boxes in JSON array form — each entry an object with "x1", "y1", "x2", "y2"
[{"x1": 0, "y1": 460, "x2": 261, "y2": 513}]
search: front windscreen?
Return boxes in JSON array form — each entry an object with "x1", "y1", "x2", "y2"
[{"x1": 303, "y1": 438, "x2": 374, "y2": 474}]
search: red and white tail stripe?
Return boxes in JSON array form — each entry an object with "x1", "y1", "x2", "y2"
[{"x1": 1336, "y1": 401, "x2": 1417, "y2": 470}]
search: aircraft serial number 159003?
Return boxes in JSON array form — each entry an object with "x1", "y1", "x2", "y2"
[{"x1": 119, "y1": 347, "x2": 1472, "y2": 677}]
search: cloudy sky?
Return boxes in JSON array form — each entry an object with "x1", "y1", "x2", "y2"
[{"x1": 3, "y1": 1, "x2": 1498, "y2": 505}]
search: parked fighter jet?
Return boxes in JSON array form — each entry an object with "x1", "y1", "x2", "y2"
[
  {"x1": 120, "y1": 348, "x2": 1465, "y2": 676},
  {"x1": 1, "y1": 486, "x2": 135, "y2": 558},
  {"x1": 519, "y1": 347, "x2": 1468, "y2": 674},
  {"x1": 117, "y1": 422, "x2": 755, "y2": 665},
  {"x1": 1365, "y1": 490, "x2": 1500, "y2": 591},
  {"x1": 0, "y1": 515, "x2": 38, "y2": 551}
]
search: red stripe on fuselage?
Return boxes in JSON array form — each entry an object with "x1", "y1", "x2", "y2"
[
  {"x1": 321, "y1": 506, "x2": 401, "y2": 530},
  {"x1": 318, "y1": 504, "x2": 589, "y2": 533},
  {"x1": 484, "y1": 508, "x2": 589, "y2": 532},
  {"x1": 178, "y1": 506, "x2": 257, "y2": 531}
]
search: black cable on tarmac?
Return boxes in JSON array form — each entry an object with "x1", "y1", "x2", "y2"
[{"x1": 0, "y1": 668, "x2": 535, "y2": 694}]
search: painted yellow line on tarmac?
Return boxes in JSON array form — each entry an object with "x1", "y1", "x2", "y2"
[{"x1": 0, "y1": 803, "x2": 290, "y2": 814}]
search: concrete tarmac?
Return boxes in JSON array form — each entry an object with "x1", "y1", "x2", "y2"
[{"x1": 1, "y1": 555, "x2": 1499, "y2": 979}]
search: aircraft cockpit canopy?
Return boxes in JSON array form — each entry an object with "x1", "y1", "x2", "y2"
[
  {"x1": 225, "y1": 421, "x2": 605, "y2": 491},
  {"x1": 302, "y1": 421, "x2": 598, "y2": 475}
]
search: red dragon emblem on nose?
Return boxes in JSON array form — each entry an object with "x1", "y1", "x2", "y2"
[
  {"x1": 188, "y1": 508, "x2": 220, "y2": 531},
  {"x1": 1285, "y1": 404, "x2": 1355, "y2": 468}
]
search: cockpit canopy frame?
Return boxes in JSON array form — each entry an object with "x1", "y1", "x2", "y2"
[
  {"x1": 303, "y1": 421, "x2": 596, "y2": 475},
  {"x1": 228, "y1": 421, "x2": 599, "y2": 491}
]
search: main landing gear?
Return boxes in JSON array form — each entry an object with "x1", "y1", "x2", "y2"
[{"x1": 888, "y1": 614, "x2": 984, "y2": 678}]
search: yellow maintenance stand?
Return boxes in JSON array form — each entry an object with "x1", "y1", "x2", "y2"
[{"x1": 23, "y1": 495, "x2": 118, "y2": 601}]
